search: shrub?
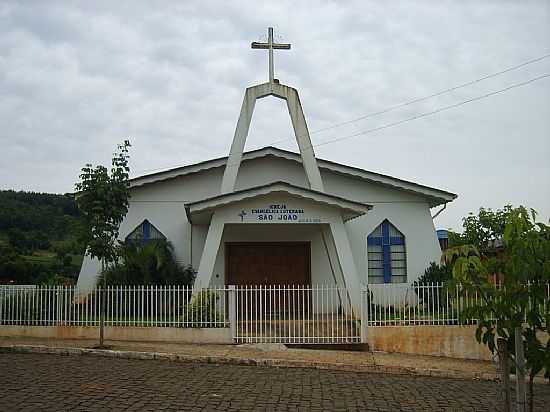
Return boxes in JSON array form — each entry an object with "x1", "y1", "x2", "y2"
[
  {"x1": 102, "y1": 239, "x2": 196, "y2": 286},
  {"x1": 184, "y1": 290, "x2": 224, "y2": 327},
  {"x1": 415, "y1": 262, "x2": 452, "y2": 284},
  {"x1": 413, "y1": 262, "x2": 453, "y2": 311}
]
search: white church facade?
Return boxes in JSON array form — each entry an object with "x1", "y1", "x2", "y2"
[{"x1": 77, "y1": 28, "x2": 457, "y2": 314}]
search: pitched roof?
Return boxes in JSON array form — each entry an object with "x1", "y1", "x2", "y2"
[
  {"x1": 130, "y1": 146, "x2": 457, "y2": 206},
  {"x1": 185, "y1": 181, "x2": 372, "y2": 224}
]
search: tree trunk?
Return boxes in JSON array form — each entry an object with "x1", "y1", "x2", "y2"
[{"x1": 497, "y1": 337, "x2": 511, "y2": 412}]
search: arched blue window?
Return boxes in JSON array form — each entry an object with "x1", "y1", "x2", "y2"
[
  {"x1": 367, "y1": 220, "x2": 406, "y2": 284},
  {"x1": 125, "y1": 220, "x2": 166, "y2": 245}
]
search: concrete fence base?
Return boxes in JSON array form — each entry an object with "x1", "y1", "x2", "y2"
[
  {"x1": 3, "y1": 324, "x2": 545, "y2": 362},
  {"x1": 0, "y1": 325, "x2": 232, "y2": 344},
  {"x1": 367, "y1": 325, "x2": 493, "y2": 360},
  {"x1": 1, "y1": 324, "x2": 492, "y2": 360}
]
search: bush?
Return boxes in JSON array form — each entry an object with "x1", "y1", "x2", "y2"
[
  {"x1": 413, "y1": 262, "x2": 453, "y2": 310},
  {"x1": 415, "y1": 262, "x2": 452, "y2": 284},
  {"x1": 102, "y1": 239, "x2": 196, "y2": 286},
  {"x1": 183, "y1": 290, "x2": 224, "y2": 327}
]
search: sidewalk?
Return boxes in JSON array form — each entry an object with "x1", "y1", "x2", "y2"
[{"x1": 0, "y1": 336, "x2": 498, "y2": 381}]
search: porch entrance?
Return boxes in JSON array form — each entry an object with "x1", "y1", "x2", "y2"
[
  {"x1": 225, "y1": 242, "x2": 311, "y2": 286},
  {"x1": 226, "y1": 242, "x2": 311, "y2": 320}
]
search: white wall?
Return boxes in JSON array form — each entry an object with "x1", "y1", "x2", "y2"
[
  {"x1": 77, "y1": 154, "x2": 443, "y2": 289},
  {"x1": 77, "y1": 168, "x2": 220, "y2": 289},
  {"x1": 346, "y1": 203, "x2": 441, "y2": 285}
]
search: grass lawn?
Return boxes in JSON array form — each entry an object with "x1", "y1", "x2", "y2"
[
  {"x1": 22, "y1": 254, "x2": 55, "y2": 264},
  {"x1": 21, "y1": 251, "x2": 83, "y2": 268}
]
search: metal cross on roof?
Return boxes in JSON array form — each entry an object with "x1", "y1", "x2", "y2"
[{"x1": 251, "y1": 27, "x2": 291, "y2": 84}]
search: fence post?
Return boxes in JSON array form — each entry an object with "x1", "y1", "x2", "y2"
[
  {"x1": 99, "y1": 286, "x2": 105, "y2": 347},
  {"x1": 56, "y1": 285, "x2": 61, "y2": 326},
  {"x1": 0, "y1": 286, "x2": 4, "y2": 325},
  {"x1": 360, "y1": 285, "x2": 368, "y2": 343},
  {"x1": 515, "y1": 327, "x2": 527, "y2": 412},
  {"x1": 228, "y1": 285, "x2": 236, "y2": 340}
]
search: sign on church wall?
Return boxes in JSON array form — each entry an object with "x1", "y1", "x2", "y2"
[{"x1": 238, "y1": 203, "x2": 321, "y2": 223}]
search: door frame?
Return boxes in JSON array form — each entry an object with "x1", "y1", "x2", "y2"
[{"x1": 224, "y1": 241, "x2": 312, "y2": 286}]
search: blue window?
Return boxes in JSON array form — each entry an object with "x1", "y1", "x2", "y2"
[
  {"x1": 125, "y1": 220, "x2": 166, "y2": 245},
  {"x1": 367, "y1": 220, "x2": 407, "y2": 284}
]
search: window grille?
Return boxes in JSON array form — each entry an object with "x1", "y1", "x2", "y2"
[
  {"x1": 367, "y1": 220, "x2": 406, "y2": 284},
  {"x1": 125, "y1": 220, "x2": 166, "y2": 245}
]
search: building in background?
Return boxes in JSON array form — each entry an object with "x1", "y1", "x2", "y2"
[{"x1": 436, "y1": 229, "x2": 450, "y2": 251}]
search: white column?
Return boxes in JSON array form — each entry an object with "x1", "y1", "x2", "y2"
[
  {"x1": 195, "y1": 212, "x2": 225, "y2": 288},
  {"x1": 220, "y1": 82, "x2": 324, "y2": 194},
  {"x1": 321, "y1": 225, "x2": 345, "y2": 287},
  {"x1": 221, "y1": 87, "x2": 259, "y2": 194},
  {"x1": 284, "y1": 86, "x2": 324, "y2": 192},
  {"x1": 328, "y1": 219, "x2": 362, "y2": 315}
]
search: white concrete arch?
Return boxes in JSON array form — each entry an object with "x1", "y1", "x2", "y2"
[{"x1": 220, "y1": 82, "x2": 324, "y2": 194}]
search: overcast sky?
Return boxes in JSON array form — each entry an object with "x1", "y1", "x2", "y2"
[{"x1": 1, "y1": 1, "x2": 549, "y2": 231}]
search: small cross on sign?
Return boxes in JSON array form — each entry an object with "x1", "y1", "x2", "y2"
[{"x1": 251, "y1": 27, "x2": 291, "y2": 84}]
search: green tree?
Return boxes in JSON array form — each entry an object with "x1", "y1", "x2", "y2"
[
  {"x1": 443, "y1": 207, "x2": 550, "y2": 411},
  {"x1": 453, "y1": 205, "x2": 514, "y2": 254},
  {"x1": 75, "y1": 140, "x2": 131, "y2": 346}
]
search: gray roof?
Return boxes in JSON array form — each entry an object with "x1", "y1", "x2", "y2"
[{"x1": 130, "y1": 146, "x2": 457, "y2": 206}]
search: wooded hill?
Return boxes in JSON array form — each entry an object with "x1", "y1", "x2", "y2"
[{"x1": 0, "y1": 190, "x2": 85, "y2": 284}]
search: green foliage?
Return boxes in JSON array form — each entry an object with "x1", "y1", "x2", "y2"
[
  {"x1": 452, "y1": 205, "x2": 514, "y2": 254},
  {"x1": 415, "y1": 262, "x2": 452, "y2": 284},
  {"x1": 413, "y1": 262, "x2": 453, "y2": 309},
  {"x1": 7, "y1": 228, "x2": 51, "y2": 253},
  {"x1": 184, "y1": 290, "x2": 224, "y2": 327},
  {"x1": 448, "y1": 230, "x2": 467, "y2": 248},
  {"x1": 75, "y1": 141, "x2": 131, "y2": 268},
  {"x1": 443, "y1": 206, "x2": 550, "y2": 383},
  {"x1": 0, "y1": 242, "x2": 79, "y2": 285},
  {"x1": 0, "y1": 189, "x2": 85, "y2": 284},
  {"x1": 0, "y1": 190, "x2": 81, "y2": 240},
  {"x1": 102, "y1": 239, "x2": 196, "y2": 286}
]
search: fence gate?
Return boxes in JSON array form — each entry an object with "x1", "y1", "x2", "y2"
[{"x1": 229, "y1": 285, "x2": 362, "y2": 344}]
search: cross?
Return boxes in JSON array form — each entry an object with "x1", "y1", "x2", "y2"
[{"x1": 251, "y1": 27, "x2": 291, "y2": 84}]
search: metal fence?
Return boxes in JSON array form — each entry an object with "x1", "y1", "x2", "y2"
[
  {"x1": 0, "y1": 285, "x2": 227, "y2": 328},
  {"x1": 364, "y1": 282, "x2": 550, "y2": 327},
  {"x1": 232, "y1": 285, "x2": 361, "y2": 344},
  {"x1": 1, "y1": 283, "x2": 548, "y2": 343},
  {"x1": 0, "y1": 284, "x2": 362, "y2": 344}
]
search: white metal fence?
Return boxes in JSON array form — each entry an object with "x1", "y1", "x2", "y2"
[
  {"x1": 1, "y1": 283, "x2": 548, "y2": 343},
  {"x1": 232, "y1": 285, "x2": 361, "y2": 344},
  {"x1": 0, "y1": 284, "x2": 362, "y2": 344},
  {"x1": 0, "y1": 285, "x2": 227, "y2": 328},
  {"x1": 364, "y1": 282, "x2": 550, "y2": 327}
]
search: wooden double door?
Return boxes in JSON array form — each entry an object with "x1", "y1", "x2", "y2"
[{"x1": 226, "y1": 242, "x2": 311, "y2": 286}]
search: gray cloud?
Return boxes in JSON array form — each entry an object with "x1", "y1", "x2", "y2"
[{"x1": 1, "y1": 0, "x2": 549, "y2": 231}]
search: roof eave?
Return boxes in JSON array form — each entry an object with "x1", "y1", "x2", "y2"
[
  {"x1": 185, "y1": 181, "x2": 372, "y2": 224},
  {"x1": 130, "y1": 146, "x2": 457, "y2": 203}
]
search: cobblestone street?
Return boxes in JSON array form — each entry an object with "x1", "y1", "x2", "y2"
[{"x1": 1, "y1": 353, "x2": 549, "y2": 411}]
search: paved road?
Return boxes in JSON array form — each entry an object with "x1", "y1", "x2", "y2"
[{"x1": 1, "y1": 353, "x2": 549, "y2": 411}]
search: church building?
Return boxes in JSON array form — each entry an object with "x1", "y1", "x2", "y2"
[{"x1": 77, "y1": 28, "x2": 457, "y2": 312}]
